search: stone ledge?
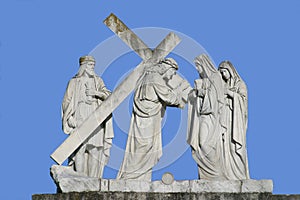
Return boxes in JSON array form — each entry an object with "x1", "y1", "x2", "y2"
[
  {"x1": 32, "y1": 192, "x2": 300, "y2": 200},
  {"x1": 103, "y1": 179, "x2": 273, "y2": 193},
  {"x1": 50, "y1": 165, "x2": 273, "y2": 194}
]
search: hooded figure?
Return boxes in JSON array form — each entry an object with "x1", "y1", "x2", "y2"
[
  {"x1": 218, "y1": 61, "x2": 249, "y2": 180},
  {"x1": 187, "y1": 54, "x2": 226, "y2": 180},
  {"x1": 62, "y1": 55, "x2": 114, "y2": 178},
  {"x1": 117, "y1": 58, "x2": 183, "y2": 181}
]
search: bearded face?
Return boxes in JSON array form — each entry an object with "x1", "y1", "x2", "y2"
[
  {"x1": 84, "y1": 61, "x2": 96, "y2": 77},
  {"x1": 76, "y1": 61, "x2": 96, "y2": 77}
]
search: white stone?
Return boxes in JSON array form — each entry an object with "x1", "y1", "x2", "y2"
[
  {"x1": 190, "y1": 180, "x2": 241, "y2": 193},
  {"x1": 97, "y1": 179, "x2": 272, "y2": 193},
  {"x1": 100, "y1": 179, "x2": 109, "y2": 192},
  {"x1": 151, "y1": 180, "x2": 190, "y2": 193},
  {"x1": 161, "y1": 172, "x2": 174, "y2": 185},
  {"x1": 50, "y1": 165, "x2": 100, "y2": 193},
  {"x1": 117, "y1": 58, "x2": 187, "y2": 181},
  {"x1": 167, "y1": 73, "x2": 192, "y2": 104},
  {"x1": 241, "y1": 179, "x2": 273, "y2": 193},
  {"x1": 51, "y1": 14, "x2": 182, "y2": 166},
  {"x1": 59, "y1": 55, "x2": 114, "y2": 179},
  {"x1": 187, "y1": 54, "x2": 250, "y2": 180},
  {"x1": 109, "y1": 179, "x2": 151, "y2": 192},
  {"x1": 50, "y1": 171, "x2": 273, "y2": 194},
  {"x1": 103, "y1": 13, "x2": 152, "y2": 60}
]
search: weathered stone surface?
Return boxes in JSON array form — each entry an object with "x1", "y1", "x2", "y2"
[
  {"x1": 190, "y1": 179, "x2": 241, "y2": 193},
  {"x1": 99, "y1": 179, "x2": 109, "y2": 192},
  {"x1": 107, "y1": 179, "x2": 271, "y2": 193},
  {"x1": 241, "y1": 179, "x2": 273, "y2": 193},
  {"x1": 161, "y1": 172, "x2": 174, "y2": 185},
  {"x1": 50, "y1": 14, "x2": 181, "y2": 166},
  {"x1": 151, "y1": 180, "x2": 190, "y2": 193},
  {"x1": 50, "y1": 165, "x2": 100, "y2": 193},
  {"x1": 33, "y1": 192, "x2": 300, "y2": 200},
  {"x1": 51, "y1": 173, "x2": 273, "y2": 194},
  {"x1": 109, "y1": 179, "x2": 151, "y2": 192}
]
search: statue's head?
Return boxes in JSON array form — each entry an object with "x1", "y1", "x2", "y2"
[
  {"x1": 76, "y1": 55, "x2": 96, "y2": 77},
  {"x1": 194, "y1": 54, "x2": 217, "y2": 79},
  {"x1": 159, "y1": 58, "x2": 178, "y2": 80},
  {"x1": 218, "y1": 61, "x2": 233, "y2": 82}
]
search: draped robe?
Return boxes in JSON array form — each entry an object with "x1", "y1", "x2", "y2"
[
  {"x1": 187, "y1": 72, "x2": 226, "y2": 180},
  {"x1": 219, "y1": 65, "x2": 249, "y2": 180},
  {"x1": 117, "y1": 72, "x2": 180, "y2": 181},
  {"x1": 62, "y1": 75, "x2": 114, "y2": 178}
]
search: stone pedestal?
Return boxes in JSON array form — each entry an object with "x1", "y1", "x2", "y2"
[
  {"x1": 50, "y1": 165, "x2": 273, "y2": 194},
  {"x1": 32, "y1": 192, "x2": 300, "y2": 200},
  {"x1": 38, "y1": 165, "x2": 298, "y2": 200},
  {"x1": 50, "y1": 166, "x2": 273, "y2": 194}
]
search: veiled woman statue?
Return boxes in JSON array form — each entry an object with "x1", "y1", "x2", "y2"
[
  {"x1": 187, "y1": 54, "x2": 226, "y2": 180},
  {"x1": 218, "y1": 61, "x2": 250, "y2": 180}
]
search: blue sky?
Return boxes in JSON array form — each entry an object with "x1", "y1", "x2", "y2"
[{"x1": 1, "y1": 1, "x2": 300, "y2": 199}]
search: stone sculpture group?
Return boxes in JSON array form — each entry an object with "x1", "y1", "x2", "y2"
[
  {"x1": 51, "y1": 14, "x2": 252, "y2": 189},
  {"x1": 59, "y1": 53, "x2": 249, "y2": 182}
]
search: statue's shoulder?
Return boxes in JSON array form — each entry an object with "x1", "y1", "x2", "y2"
[
  {"x1": 145, "y1": 73, "x2": 164, "y2": 86},
  {"x1": 94, "y1": 75, "x2": 105, "y2": 83},
  {"x1": 67, "y1": 77, "x2": 78, "y2": 86}
]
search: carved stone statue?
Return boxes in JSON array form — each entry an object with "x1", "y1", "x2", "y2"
[
  {"x1": 218, "y1": 60, "x2": 249, "y2": 180},
  {"x1": 187, "y1": 54, "x2": 250, "y2": 180},
  {"x1": 187, "y1": 54, "x2": 225, "y2": 180},
  {"x1": 117, "y1": 58, "x2": 185, "y2": 181},
  {"x1": 61, "y1": 55, "x2": 114, "y2": 178}
]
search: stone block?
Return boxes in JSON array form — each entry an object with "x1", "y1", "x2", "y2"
[
  {"x1": 99, "y1": 179, "x2": 109, "y2": 192},
  {"x1": 151, "y1": 180, "x2": 190, "y2": 193},
  {"x1": 241, "y1": 179, "x2": 273, "y2": 193},
  {"x1": 108, "y1": 179, "x2": 151, "y2": 192},
  {"x1": 189, "y1": 179, "x2": 241, "y2": 193},
  {"x1": 50, "y1": 165, "x2": 100, "y2": 193}
]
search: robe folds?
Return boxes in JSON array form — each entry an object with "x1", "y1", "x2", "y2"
[
  {"x1": 219, "y1": 64, "x2": 249, "y2": 180},
  {"x1": 187, "y1": 72, "x2": 226, "y2": 180},
  {"x1": 117, "y1": 72, "x2": 180, "y2": 181},
  {"x1": 187, "y1": 56, "x2": 249, "y2": 180},
  {"x1": 62, "y1": 75, "x2": 114, "y2": 178}
]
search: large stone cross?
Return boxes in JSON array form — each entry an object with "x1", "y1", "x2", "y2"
[{"x1": 50, "y1": 13, "x2": 182, "y2": 165}]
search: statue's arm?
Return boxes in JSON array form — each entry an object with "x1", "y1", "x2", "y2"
[
  {"x1": 96, "y1": 77, "x2": 111, "y2": 100},
  {"x1": 154, "y1": 82, "x2": 183, "y2": 107}
]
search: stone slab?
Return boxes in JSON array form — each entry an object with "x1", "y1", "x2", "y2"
[
  {"x1": 151, "y1": 180, "x2": 190, "y2": 193},
  {"x1": 190, "y1": 179, "x2": 241, "y2": 193},
  {"x1": 50, "y1": 165, "x2": 100, "y2": 193},
  {"x1": 109, "y1": 179, "x2": 151, "y2": 192},
  {"x1": 104, "y1": 179, "x2": 273, "y2": 193},
  {"x1": 241, "y1": 179, "x2": 273, "y2": 193},
  {"x1": 50, "y1": 165, "x2": 273, "y2": 193},
  {"x1": 33, "y1": 192, "x2": 300, "y2": 200},
  {"x1": 50, "y1": 168, "x2": 273, "y2": 194}
]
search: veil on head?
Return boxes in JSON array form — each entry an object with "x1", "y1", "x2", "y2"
[
  {"x1": 218, "y1": 60, "x2": 243, "y2": 85},
  {"x1": 194, "y1": 54, "x2": 217, "y2": 78}
]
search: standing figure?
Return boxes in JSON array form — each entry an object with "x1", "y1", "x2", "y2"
[
  {"x1": 187, "y1": 54, "x2": 226, "y2": 180},
  {"x1": 62, "y1": 55, "x2": 114, "y2": 178},
  {"x1": 218, "y1": 61, "x2": 250, "y2": 180},
  {"x1": 117, "y1": 58, "x2": 184, "y2": 181}
]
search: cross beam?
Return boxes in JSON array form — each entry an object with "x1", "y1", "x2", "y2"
[{"x1": 51, "y1": 14, "x2": 181, "y2": 165}]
